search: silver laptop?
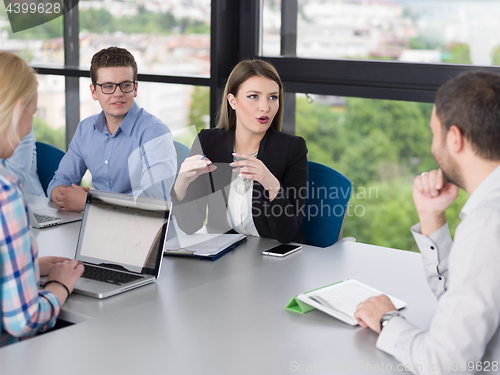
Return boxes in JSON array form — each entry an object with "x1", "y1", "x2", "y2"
[
  {"x1": 28, "y1": 204, "x2": 82, "y2": 229},
  {"x1": 72, "y1": 190, "x2": 172, "y2": 299}
]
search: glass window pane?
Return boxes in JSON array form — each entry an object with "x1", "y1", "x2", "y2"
[
  {"x1": 78, "y1": 78, "x2": 209, "y2": 187},
  {"x1": 295, "y1": 93, "x2": 468, "y2": 250},
  {"x1": 80, "y1": 78, "x2": 209, "y2": 146},
  {"x1": 262, "y1": 0, "x2": 500, "y2": 66},
  {"x1": 0, "y1": 3, "x2": 63, "y2": 65},
  {"x1": 35, "y1": 75, "x2": 66, "y2": 150},
  {"x1": 79, "y1": 0, "x2": 211, "y2": 76}
]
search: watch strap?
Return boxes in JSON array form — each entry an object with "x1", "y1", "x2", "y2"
[{"x1": 380, "y1": 310, "x2": 402, "y2": 331}]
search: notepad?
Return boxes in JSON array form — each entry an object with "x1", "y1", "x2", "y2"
[
  {"x1": 164, "y1": 233, "x2": 247, "y2": 260},
  {"x1": 287, "y1": 279, "x2": 407, "y2": 326}
]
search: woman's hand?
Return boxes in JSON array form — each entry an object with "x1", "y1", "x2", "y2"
[
  {"x1": 230, "y1": 152, "x2": 280, "y2": 201},
  {"x1": 39, "y1": 256, "x2": 71, "y2": 277},
  {"x1": 173, "y1": 154, "x2": 217, "y2": 201},
  {"x1": 44, "y1": 259, "x2": 85, "y2": 305}
]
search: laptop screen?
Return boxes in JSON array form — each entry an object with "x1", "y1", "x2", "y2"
[{"x1": 75, "y1": 191, "x2": 171, "y2": 276}]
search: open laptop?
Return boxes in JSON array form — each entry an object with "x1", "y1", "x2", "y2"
[
  {"x1": 28, "y1": 204, "x2": 83, "y2": 229},
  {"x1": 72, "y1": 190, "x2": 172, "y2": 299}
]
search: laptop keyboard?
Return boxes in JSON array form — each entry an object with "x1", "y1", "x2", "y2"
[
  {"x1": 82, "y1": 264, "x2": 144, "y2": 285},
  {"x1": 34, "y1": 213, "x2": 60, "y2": 223}
]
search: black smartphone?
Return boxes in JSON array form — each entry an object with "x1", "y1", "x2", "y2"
[{"x1": 262, "y1": 244, "x2": 302, "y2": 257}]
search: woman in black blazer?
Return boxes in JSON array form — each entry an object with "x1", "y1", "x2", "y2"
[{"x1": 172, "y1": 60, "x2": 308, "y2": 243}]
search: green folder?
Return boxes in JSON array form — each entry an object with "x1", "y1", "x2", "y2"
[{"x1": 286, "y1": 281, "x2": 343, "y2": 314}]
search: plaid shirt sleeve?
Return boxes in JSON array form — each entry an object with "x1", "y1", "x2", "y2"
[{"x1": 0, "y1": 168, "x2": 61, "y2": 346}]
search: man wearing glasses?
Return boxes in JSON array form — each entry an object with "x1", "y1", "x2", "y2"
[{"x1": 48, "y1": 47, "x2": 176, "y2": 212}]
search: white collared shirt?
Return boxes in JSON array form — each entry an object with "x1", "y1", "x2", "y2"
[
  {"x1": 377, "y1": 165, "x2": 500, "y2": 374},
  {"x1": 226, "y1": 173, "x2": 260, "y2": 237}
]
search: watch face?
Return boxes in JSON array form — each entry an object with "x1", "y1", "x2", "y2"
[{"x1": 380, "y1": 311, "x2": 401, "y2": 330}]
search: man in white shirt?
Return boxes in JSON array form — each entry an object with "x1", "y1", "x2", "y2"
[{"x1": 354, "y1": 71, "x2": 500, "y2": 374}]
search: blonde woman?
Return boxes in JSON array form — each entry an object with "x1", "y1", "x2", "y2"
[
  {"x1": 0, "y1": 52, "x2": 83, "y2": 346},
  {"x1": 173, "y1": 60, "x2": 308, "y2": 243}
]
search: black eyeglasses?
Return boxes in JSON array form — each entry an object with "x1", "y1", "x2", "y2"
[{"x1": 93, "y1": 81, "x2": 136, "y2": 95}]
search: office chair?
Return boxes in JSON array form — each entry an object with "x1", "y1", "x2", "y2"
[
  {"x1": 35, "y1": 141, "x2": 65, "y2": 196},
  {"x1": 173, "y1": 141, "x2": 191, "y2": 174},
  {"x1": 301, "y1": 161, "x2": 353, "y2": 248}
]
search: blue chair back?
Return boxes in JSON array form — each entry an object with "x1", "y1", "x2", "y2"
[
  {"x1": 35, "y1": 142, "x2": 65, "y2": 196},
  {"x1": 173, "y1": 141, "x2": 191, "y2": 174},
  {"x1": 301, "y1": 161, "x2": 352, "y2": 248}
]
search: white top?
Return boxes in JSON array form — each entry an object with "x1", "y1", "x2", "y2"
[
  {"x1": 377, "y1": 165, "x2": 500, "y2": 374},
  {"x1": 226, "y1": 173, "x2": 260, "y2": 237}
]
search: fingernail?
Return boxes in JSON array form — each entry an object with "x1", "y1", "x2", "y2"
[
  {"x1": 229, "y1": 162, "x2": 235, "y2": 167},
  {"x1": 232, "y1": 152, "x2": 237, "y2": 156},
  {"x1": 206, "y1": 160, "x2": 212, "y2": 165}
]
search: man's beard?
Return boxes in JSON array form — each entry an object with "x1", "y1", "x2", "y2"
[{"x1": 441, "y1": 162, "x2": 464, "y2": 190}]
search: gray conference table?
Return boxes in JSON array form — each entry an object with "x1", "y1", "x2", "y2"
[{"x1": 0, "y1": 196, "x2": 437, "y2": 375}]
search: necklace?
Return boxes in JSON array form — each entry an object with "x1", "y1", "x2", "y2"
[{"x1": 233, "y1": 151, "x2": 258, "y2": 195}]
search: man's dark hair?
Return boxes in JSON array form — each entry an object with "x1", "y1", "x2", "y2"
[
  {"x1": 435, "y1": 71, "x2": 500, "y2": 160},
  {"x1": 90, "y1": 46, "x2": 138, "y2": 83}
]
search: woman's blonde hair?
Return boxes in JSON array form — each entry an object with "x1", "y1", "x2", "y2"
[
  {"x1": 0, "y1": 52, "x2": 38, "y2": 146},
  {"x1": 216, "y1": 59, "x2": 284, "y2": 131}
]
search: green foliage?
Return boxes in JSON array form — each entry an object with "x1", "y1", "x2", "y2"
[
  {"x1": 188, "y1": 86, "x2": 210, "y2": 134},
  {"x1": 297, "y1": 97, "x2": 436, "y2": 186},
  {"x1": 491, "y1": 45, "x2": 500, "y2": 66},
  {"x1": 33, "y1": 117, "x2": 66, "y2": 151},
  {"x1": 79, "y1": 8, "x2": 207, "y2": 36},
  {"x1": 0, "y1": 5, "x2": 63, "y2": 39},
  {"x1": 343, "y1": 179, "x2": 419, "y2": 251},
  {"x1": 80, "y1": 9, "x2": 115, "y2": 34},
  {"x1": 184, "y1": 21, "x2": 210, "y2": 35},
  {"x1": 342, "y1": 179, "x2": 469, "y2": 251},
  {"x1": 296, "y1": 96, "x2": 468, "y2": 251},
  {"x1": 445, "y1": 189, "x2": 469, "y2": 238},
  {"x1": 408, "y1": 36, "x2": 440, "y2": 50},
  {"x1": 0, "y1": 4, "x2": 208, "y2": 37},
  {"x1": 442, "y1": 43, "x2": 472, "y2": 64},
  {"x1": 295, "y1": 97, "x2": 346, "y2": 167}
]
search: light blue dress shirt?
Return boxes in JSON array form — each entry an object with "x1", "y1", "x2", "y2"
[
  {"x1": 0, "y1": 129, "x2": 45, "y2": 197},
  {"x1": 47, "y1": 102, "x2": 177, "y2": 200}
]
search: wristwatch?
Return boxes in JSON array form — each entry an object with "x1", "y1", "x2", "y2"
[{"x1": 380, "y1": 310, "x2": 403, "y2": 331}]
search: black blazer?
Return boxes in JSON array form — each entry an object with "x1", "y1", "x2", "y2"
[{"x1": 172, "y1": 127, "x2": 308, "y2": 243}]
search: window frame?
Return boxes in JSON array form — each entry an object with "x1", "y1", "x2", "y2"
[{"x1": 30, "y1": 0, "x2": 500, "y2": 149}]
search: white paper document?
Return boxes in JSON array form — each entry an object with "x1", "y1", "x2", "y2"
[
  {"x1": 297, "y1": 279, "x2": 407, "y2": 326},
  {"x1": 164, "y1": 233, "x2": 246, "y2": 256}
]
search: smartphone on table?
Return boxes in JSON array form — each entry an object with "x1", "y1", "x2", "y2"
[{"x1": 262, "y1": 244, "x2": 302, "y2": 257}]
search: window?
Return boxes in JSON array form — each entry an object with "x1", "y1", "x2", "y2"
[
  {"x1": 295, "y1": 93, "x2": 468, "y2": 250},
  {"x1": 78, "y1": 0, "x2": 211, "y2": 76},
  {"x1": 80, "y1": 78, "x2": 209, "y2": 146},
  {"x1": 0, "y1": 3, "x2": 63, "y2": 66},
  {"x1": 262, "y1": 0, "x2": 500, "y2": 66},
  {"x1": 4, "y1": 0, "x2": 496, "y2": 250},
  {"x1": 34, "y1": 76, "x2": 66, "y2": 150}
]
